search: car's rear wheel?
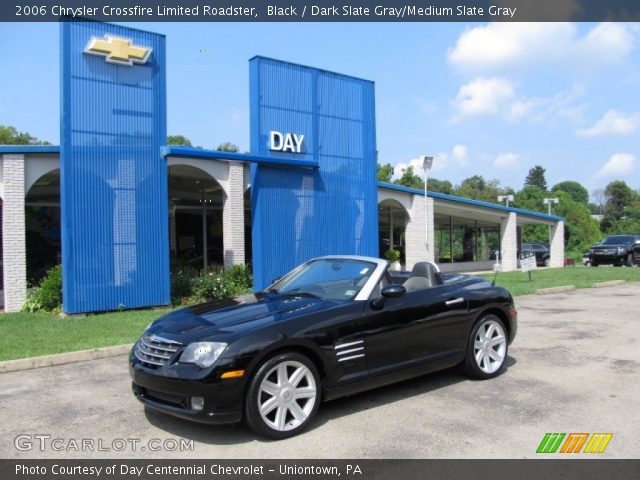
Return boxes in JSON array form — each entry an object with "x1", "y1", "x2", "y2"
[
  {"x1": 244, "y1": 352, "x2": 320, "y2": 439},
  {"x1": 461, "y1": 314, "x2": 508, "y2": 379}
]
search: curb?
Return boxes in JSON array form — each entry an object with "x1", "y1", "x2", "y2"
[
  {"x1": 592, "y1": 280, "x2": 627, "y2": 288},
  {"x1": 535, "y1": 285, "x2": 576, "y2": 295},
  {"x1": 0, "y1": 343, "x2": 133, "y2": 374}
]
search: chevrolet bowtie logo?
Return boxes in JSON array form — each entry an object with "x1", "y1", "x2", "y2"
[{"x1": 84, "y1": 35, "x2": 151, "y2": 66}]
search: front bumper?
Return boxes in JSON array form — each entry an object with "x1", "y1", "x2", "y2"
[
  {"x1": 591, "y1": 254, "x2": 626, "y2": 264},
  {"x1": 129, "y1": 356, "x2": 247, "y2": 425}
]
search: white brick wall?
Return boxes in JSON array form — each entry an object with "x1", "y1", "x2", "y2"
[
  {"x1": 405, "y1": 195, "x2": 434, "y2": 269},
  {"x1": 549, "y1": 220, "x2": 565, "y2": 268},
  {"x1": 500, "y1": 212, "x2": 518, "y2": 272},
  {"x1": 222, "y1": 162, "x2": 245, "y2": 267},
  {"x1": 2, "y1": 154, "x2": 27, "y2": 312}
]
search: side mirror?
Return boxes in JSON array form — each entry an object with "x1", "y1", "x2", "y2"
[
  {"x1": 372, "y1": 284, "x2": 406, "y2": 310},
  {"x1": 381, "y1": 284, "x2": 406, "y2": 298}
]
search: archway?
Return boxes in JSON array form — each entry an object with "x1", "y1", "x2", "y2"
[
  {"x1": 378, "y1": 199, "x2": 409, "y2": 265},
  {"x1": 25, "y1": 169, "x2": 61, "y2": 285},
  {"x1": 168, "y1": 165, "x2": 224, "y2": 271}
]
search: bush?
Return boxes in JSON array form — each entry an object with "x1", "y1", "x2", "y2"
[
  {"x1": 383, "y1": 248, "x2": 401, "y2": 262},
  {"x1": 170, "y1": 267, "x2": 197, "y2": 305},
  {"x1": 22, "y1": 265, "x2": 63, "y2": 313},
  {"x1": 191, "y1": 264, "x2": 253, "y2": 303}
]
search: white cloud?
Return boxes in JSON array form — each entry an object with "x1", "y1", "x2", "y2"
[
  {"x1": 576, "y1": 110, "x2": 640, "y2": 137},
  {"x1": 452, "y1": 79, "x2": 585, "y2": 124},
  {"x1": 448, "y1": 22, "x2": 636, "y2": 73},
  {"x1": 594, "y1": 153, "x2": 637, "y2": 179},
  {"x1": 393, "y1": 144, "x2": 468, "y2": 177},
  {"x1": 452, "y1": 78, "x2": 514, "y2": 121},
  {"x1": 494, "y1": 152, "x2": 521, "y2": 170}
]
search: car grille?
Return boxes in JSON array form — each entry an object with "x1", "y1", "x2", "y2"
[
  {"x1": 134, "y1": 334, "x2": 182, "y2": 369},
  {"x1": 595, "y1": 248, "x2": 617, "y2": 255}
]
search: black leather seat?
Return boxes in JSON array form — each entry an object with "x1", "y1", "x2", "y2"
[{"x1": 403, "y1": 262, "x2": 442, "y2": 292}]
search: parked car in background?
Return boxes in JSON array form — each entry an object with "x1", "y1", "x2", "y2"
[
  {"x1": 520, "y1": 243, "x2": 551, "y2": 267},
  {"x1": 633, "y1": 239, "x2": 640, "y2": 266},
  {"x1": 589, "y1": 234, "x2": 640, "y2": 267}
]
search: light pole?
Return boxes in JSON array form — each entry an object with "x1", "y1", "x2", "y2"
[
  {"x1": 543, "y1": 197, "x2": 560, "y2": 215},
  {"x1": 421, "y1": 155, "x2": 434, "y2": 252},
  {"x1": 497, "y1": 194, "x2": 514, "y2": 207}
]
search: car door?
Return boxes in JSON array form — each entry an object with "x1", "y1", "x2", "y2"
[{"x1": 363, "y1": 282, "x2": 470, "y2": 377}]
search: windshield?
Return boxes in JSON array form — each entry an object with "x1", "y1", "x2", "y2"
[
  {"x1": 601, "y1": 236, "x2": 634, "y2": 245},
  {"x1": 270, "y1": 259, "x2": 377, "y2": 301}
]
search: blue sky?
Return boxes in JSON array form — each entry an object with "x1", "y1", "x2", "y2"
[{"x1": 1, "y1": 21, "x2": 638, "y2": 196}]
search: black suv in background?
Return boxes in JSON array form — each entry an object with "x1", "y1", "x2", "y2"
[
  {"x1": 521, "y1": 243, "x2": 551, "y2": 267},
  {"x1": 589, "y1": 234, "x2": 640, "y2": 267}
]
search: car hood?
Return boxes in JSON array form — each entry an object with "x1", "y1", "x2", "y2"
[{"x1": 146, "y1": 293, "x2": 337, "y2": 344}]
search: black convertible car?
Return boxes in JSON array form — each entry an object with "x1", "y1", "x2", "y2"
[{"x1": 130, "y1": 256, "x2": 517, "y2": 438}]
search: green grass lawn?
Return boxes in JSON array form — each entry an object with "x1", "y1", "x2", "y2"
[
  {"x1": 480, "y1": 265, "x2": 640, "y2": 297},
  {"x1": 0, "y1": 309, "x2": 168, "y2": 361}
]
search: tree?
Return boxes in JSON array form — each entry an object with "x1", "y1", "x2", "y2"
[
  {"x1": 453, "y1": 175, "x2": 509, "y2": 203},
  {"x1": 167, "y1": 134, "x2": 192, "y2": 146},
  {"x1": 524, "y1": 165, "x2": 547, "y2": 191},
  {"x1": 216, "y1": 142, "x2": 240, "y2": 153},
  {"x1": 377, "y1": 162, "x2": 394, "y2": 183},
  {"x1": 553, "y1": 190, "x2": 602, "y2": 260},
  {"x1": 0, "y1": 125, "x2": 50, "y2": 145},
  {"x1": 552, "y1": 180, "x2": 589, "y2": 205},
  {"x1": 428, "y1": 178, "x2": 454, "y2": 195},
  {"x1": 601, "y1": 180, "x2": 637, "y2": 231},
  {"x1": 395, "y1": 166, "x2": 423, "y2": 189}
]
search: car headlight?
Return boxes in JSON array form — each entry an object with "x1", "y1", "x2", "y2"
[{"x1": 180, "y1": 342, "x2": 227, "y2": 368}]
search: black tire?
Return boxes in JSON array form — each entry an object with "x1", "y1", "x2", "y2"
[
  {"x1": 244, "y1": 352, "x2": 321, "y2": 439},
  {"x1": 461, "y1": 314, "x2": 509, "y2": 380}
]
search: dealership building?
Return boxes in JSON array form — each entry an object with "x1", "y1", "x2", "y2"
[{"x1": 0, "y1": 21, "x2": 564, "y2": 313}]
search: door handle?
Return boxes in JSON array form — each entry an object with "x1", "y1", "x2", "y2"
[{"x1": 445, "y1": 297, "x2": 464, "y2": 306}]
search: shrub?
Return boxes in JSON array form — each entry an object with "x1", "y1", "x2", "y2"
[
  {"x1": 192, "y1": 264, "x2": 253, "y2": 302},
  {"x1": 170, "y1": 267, "x2": 197, "y2": 305},
  {"x1": 22, "y1": 265, "x2": 63, "y2": 313},
  {"x1": 383, "y1": 248, "x2": 401, "y2": 262}
]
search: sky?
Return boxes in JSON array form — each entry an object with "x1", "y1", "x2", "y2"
[{"x1": 1, "y1": 21, "x2": 639, "y2": 197}]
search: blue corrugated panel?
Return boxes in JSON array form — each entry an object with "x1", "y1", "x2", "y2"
[
  {"x1": 60, "y1": 21, "x2": 169, "y2": 313},
  {"x1": 250, "y1": 57, "x2": 379, "y2": 290}
]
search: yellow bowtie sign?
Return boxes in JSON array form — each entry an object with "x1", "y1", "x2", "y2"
[{"x1": 84, "y1": 35, "x2": 151, "y2": 66}]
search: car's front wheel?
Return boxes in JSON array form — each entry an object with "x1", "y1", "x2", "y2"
[
  {"x1": 244, "y1": 352, "x2": 321, "y2": 439},
  {"x1": 626, "y1": 253, "x2": 634, "y2": 267},
  {"x1": 461, "y1": 314, "x2": 508, "y2": 379}
]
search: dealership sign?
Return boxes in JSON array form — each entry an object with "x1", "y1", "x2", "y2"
[
  {"x1": 84, "y1": 35, "x2": 152, "y2": 66},
  {"x1": 519, "y1": 252, "x2": 537, "y2": 272},
  {"x1": 269, "y1": 131, "x2": 304, "y2": 153}
]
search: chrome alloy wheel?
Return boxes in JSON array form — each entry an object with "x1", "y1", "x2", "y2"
[
  {"x1": 473, "y1": 319, "x2": 507, "y2": 374},
  {"x1": 258, "y1": 360, "x2": 317, "y2": 432}
]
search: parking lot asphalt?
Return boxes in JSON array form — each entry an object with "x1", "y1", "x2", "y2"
[{"x1": 1, "y1": 283, "x2": 638, "y2": 459}]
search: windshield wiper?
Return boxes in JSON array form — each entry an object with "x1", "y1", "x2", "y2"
[{"x1": 280, "y1": 290, "x2": 320, "y2": 299}]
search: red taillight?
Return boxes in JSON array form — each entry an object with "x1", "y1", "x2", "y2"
[{"x1": 510, "y1": 308, "x2": 517, "y2": 318}]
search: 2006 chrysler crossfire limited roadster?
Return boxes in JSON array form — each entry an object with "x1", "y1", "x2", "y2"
[{"x1": 130, "y1": 256, "x2": 517, "y2": 438}]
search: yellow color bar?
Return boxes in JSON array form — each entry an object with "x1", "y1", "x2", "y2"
[
  {"x1": 584, "y1": 433, "x2": 613, "y2": 453},
  {"x1": 221, "y1": 370, "x2": 245, "y2": 379}
]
